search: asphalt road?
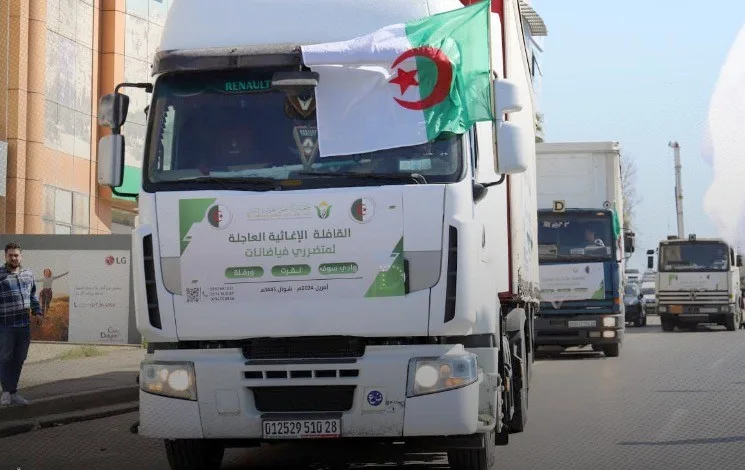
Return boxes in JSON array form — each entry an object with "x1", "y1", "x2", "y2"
[{"x1": 5, "y1": 316, "x2": 745, "y2": 470}]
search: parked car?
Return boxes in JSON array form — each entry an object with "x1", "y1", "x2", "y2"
[
  {"x1": 624, "y1": 282, "x2": 646, "y2": 327},
  {"x1": 640, "y1": 282, "x2": 657, "y2": 315}
]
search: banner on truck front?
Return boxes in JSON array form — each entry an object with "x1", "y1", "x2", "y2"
[
  {"x1": 539, "y1": 262, "x2": 606, "y2": 302},
  {"x1": 177, "y1": 192, "x2": 407, "y2": 304}
]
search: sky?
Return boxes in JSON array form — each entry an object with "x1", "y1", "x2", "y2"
[{"x1": 530, "y1": 0, "x2": 745, "y2": 271}]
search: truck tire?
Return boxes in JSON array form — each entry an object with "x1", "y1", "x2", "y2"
[
  {"x1": 447, "y1": 430, "x2": 497, "y2": 470},
  {"x1": 661, "y1": 318, "x2": 675, "y2": 332},
  {"x1": 603, "y1": 343, "x2": 620, "y2": 358},
  {"x1": 726, "y1": 314, "x2": 737, "y2": 331},
  {"x1": 509, "y1": 328, "x2": 528, "y2": 433},
  {"x1": 165, "y1": 439, "x2": 224, "y2": 470}
]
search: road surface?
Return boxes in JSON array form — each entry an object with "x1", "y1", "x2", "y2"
[{"x1": 5, "y1": 316, "x2": 745, "y2": 469}]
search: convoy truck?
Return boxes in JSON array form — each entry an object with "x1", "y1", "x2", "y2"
[
  {"x1": 95, "y1": 0, "x2": 542, "y2": 468},
  {"x1": 534, "y1": 142, "x2": 635, "y2": 357},
  {"x1": 648, "y1": 235, "x2": 743, "y2": 332}
]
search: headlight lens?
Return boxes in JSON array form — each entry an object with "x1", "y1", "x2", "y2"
[
  {"x1": 407, "y1": 354, "x2": 478, "y2": 398},
  {"x1": 141, "y1": 361, "x2": 197, "y2": 401},
  {"x1": 602, "y1": 317, "x2": 616, "y2": 327}
]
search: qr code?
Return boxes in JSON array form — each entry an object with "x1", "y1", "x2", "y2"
[{"x1": 186, "y1": 287, "x2": 201, "y2": 303}]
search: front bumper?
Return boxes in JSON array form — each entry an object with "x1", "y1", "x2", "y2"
[
  {"x1": 534, "y1": 314, "x2": 624, "y2": 347},
  {"x1": 139, "y1": 344, "x2": 483, "y2": 440},
  {"x1": 658, "y1": 303, "x2": 735, "y2": 323}
]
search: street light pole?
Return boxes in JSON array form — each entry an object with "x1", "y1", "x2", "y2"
[{"x1": 669, "y1": 141, "x2": 685, "y2": 239}]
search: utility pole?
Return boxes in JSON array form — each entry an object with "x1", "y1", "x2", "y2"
[{"x1": 669, "y1": 141, "x2": 684, "y2": 239}]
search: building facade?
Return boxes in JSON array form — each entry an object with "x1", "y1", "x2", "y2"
[{"x1": 0, "y1": 0, "x2": 169, "y2": 235}]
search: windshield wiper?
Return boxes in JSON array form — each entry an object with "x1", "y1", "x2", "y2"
[
  {"x1": 297, "y1": 171, "x2": 427, "y2": 184},
  {"x1": 182, "y1": 176, "x2": 282, "y2": 191}
]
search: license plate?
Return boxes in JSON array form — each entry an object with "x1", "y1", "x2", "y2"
[
  {"x1": 699, "y1": 307, "x2": 718, "y2": 313},
  {"x1": 568, "y1": 320, "x2": 596, "y2": 328},
  {"x1": 669, "y1": 305, "x2": 683, "y2": 314},
  {"x1": 262, "y1": 419, "x2": 341, "y2": 439}
]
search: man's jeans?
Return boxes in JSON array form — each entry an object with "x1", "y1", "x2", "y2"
[{"x1": 0, "y1": 326, "x2": 31, "y2": 395}]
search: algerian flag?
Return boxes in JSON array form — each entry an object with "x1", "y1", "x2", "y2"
[{"x1": 301, "y1": 0, "x2": 494, "y2": 157}]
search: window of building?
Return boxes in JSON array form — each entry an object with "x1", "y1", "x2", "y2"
[{"x1": 42, "y1": 185, "x2": 90, "y2": 234}]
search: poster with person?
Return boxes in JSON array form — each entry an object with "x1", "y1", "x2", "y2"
[{"x1": 21, "y1": 249, "x2": 131, "y2": 344}]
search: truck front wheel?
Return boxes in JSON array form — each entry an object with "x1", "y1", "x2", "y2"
[
  {"x1": 447, "y1": 430, "x2": 497, "y2": 470},
  {"x1": 661, "y1": 318, "x2": 675, "y2": 332},
  {"x1": 603, "y1": 343, "x2": 620, "y2": 358},
  {"x1": 726, "y1": 313, "x2": 737, "y2": 331},
  {"x1": 165, "y1": 439, "x2": 224, "y2": 470}
]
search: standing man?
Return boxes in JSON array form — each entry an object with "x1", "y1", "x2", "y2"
[{"x1": 0, "y1": 242, "x2": 42, "y2": 406}]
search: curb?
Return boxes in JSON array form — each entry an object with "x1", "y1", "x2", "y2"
[
  {"x1": 0, "y1": 402, "x2": 139, "y2": 438},
  {"x1": 0, "y1": 385, "x2": 138, "y2": 423}
]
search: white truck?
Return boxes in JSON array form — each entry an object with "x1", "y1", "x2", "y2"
[
  {"x1": 95, "y1": 0, "x2": 541, "y2": 468},
  {"x1": 534, "y1": 142, "x2": 635, "y2": 357},
  {"x1": 648, "y1": 236, "x2": 743, "y2": 332}
]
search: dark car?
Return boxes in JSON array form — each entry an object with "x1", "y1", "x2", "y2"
[{"x1": 624, "y1": 282, "x2": 646, "y2": 327}]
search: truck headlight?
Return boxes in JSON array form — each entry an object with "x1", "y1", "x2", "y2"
[
  {"x1": 141, "y1": 361, "x2": 197, "y2": 401},
  {"x1": 602, "y1": 317, "x2": 616, "y2": 327},
  {"x1": 406, "y1": 354, "x2": 478, "y2": 398},
  {"x1": 658, "y1": 306, "x2": 667, "y2": 313}
]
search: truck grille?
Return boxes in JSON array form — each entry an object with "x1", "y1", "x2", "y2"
[
  {"x1": 657, "y1": 291, "x2": 729, "y2": 304},
  {"x1": 252, "y1": 386, "x2": 356, "y2": 412},
  {"x1": 243, "y1": 337, "x2": 365, "y2": 360}
]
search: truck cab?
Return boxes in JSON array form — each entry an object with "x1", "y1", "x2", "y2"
[
  {"x1": 532, "y1": 141, "x2": 635, "y2": 358},
  {"x1": 536, "y1": 208, "x2": 632, "y2": 356},
  {"x1": 94, "y1": 0, "x2": 543, "y2": 468},
  {"x1": 649, "y1": 236, "x2": 743, "y2": 332}
]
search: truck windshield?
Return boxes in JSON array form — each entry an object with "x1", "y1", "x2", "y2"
[
  {"x1": 538, "y1": 212, "x2": 614, "y2": 262},
  {"x1": 659, "y1": 242, "x2": 729, "y2": 271},
  {"x1": 144, "y1": 70, "x2": 463, "y2": 190},
  {"x1": 625, "y1": 284, "x2": 639, "y2": 296}
]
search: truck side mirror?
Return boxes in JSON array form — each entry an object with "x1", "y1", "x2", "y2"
[
  {"x1": 492, "y1": 78, "x2": 527, "y2": 175},
  {"x1": 98, "y1": 93, "x2": 130, "y2": 131},
  {"x1": 624, "y1": 231, "x2": 635, "y2": 253},
  {"x1": 496, "y1": 122, "x2": 528, "y2": 175},
  {"x1": 737, "y1": 255, "x2": 743, "y2": 267},
  {"x1": 97, "y1": 134, "x2": 125, "y2": 188},
  {"x1": 494, "y1": 78, "x2": 523, "y2": 116},
  {"x1": 647, "y1": 255, "x2": 653, "y2": 270}
]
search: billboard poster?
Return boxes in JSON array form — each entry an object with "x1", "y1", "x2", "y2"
[{"x1": 22, "y1": 249, "x2": 130, "y2": 344}]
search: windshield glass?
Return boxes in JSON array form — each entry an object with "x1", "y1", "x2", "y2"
[
  {"x1": 659, "y1": 242, "x2": 730, "y2": 271},
  {"x1": 538, "y1": 212, "x2": 614, "y2": 261},
  {"x1": 144, "y1": 70, "x2": 464, "y2": 190},
  {"x1": 641, "y1": 287, "x2": 655, "y2": 295},
  {"x1": 625, "y1": 284, "x2": 639, "y2": 296}
]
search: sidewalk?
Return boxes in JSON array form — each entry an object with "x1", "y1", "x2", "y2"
[{"x1": 0, "y1": 343, "x2": 145, "y2": 437}]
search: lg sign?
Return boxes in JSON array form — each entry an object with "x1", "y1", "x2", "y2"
[{"x1": 105, "y1": 255, "x2": 127, "y2": 266}]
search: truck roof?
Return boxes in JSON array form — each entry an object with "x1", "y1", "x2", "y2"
[
  {"x1": 160, "y1": 0, "x2": 465, "y2": 52},
  {"x1": 536, "y1": 141, "x2": 620, "y2": 154},
  {"x1": 660, "y1": 238, "x2": 730, "y2": 245}
]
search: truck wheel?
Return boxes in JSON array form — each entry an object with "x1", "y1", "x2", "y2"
[
  {"x1": 447, "y1": 430, "x2": 497, "y2": 470},
  {"x1": 602, "y1": 343, "x2": 620, "y2": 358},
  {"x1": 726, "y1": 314, "x2": 737, "y2": 331},
  {"x1": 509, "y1": 329, "x2": 528, "y2": 433},
  {"x1": 165, "y1": 439, "x2": 224, "y2": 470},
  {"x1": 661, "y1": 319, "x2": 675, "y2": 332},
  {"x1": 633, "y1": 315, "x2": 643, "y2": 327}
]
